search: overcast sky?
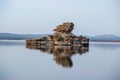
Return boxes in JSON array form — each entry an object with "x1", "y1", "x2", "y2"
[{"x1": 0, "y1": 0, "x2": 120, "y2": 36}]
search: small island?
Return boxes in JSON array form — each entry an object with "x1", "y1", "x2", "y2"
[{"x1": 26, "y1": 22, "x2": 89, "y2": 47}]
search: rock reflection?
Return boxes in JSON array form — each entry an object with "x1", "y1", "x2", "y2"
[
  {"x1": 26, "y1": 22, "x2": 89, "y2": 68},
  {"x1": 26, "y1": 45, "x2": 89, "y2": 68}
]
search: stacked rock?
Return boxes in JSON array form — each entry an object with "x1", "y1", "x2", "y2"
[
  {"x1": 26, "y1": 22, "x2": 89, "y2": 47},
  {"x1": 53, "y1": 22, "x2": 74, "y2": 45}
]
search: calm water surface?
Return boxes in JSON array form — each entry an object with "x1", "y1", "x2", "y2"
[{"x1": 0, "y1": 41, "x2": 120, "y2": 80}]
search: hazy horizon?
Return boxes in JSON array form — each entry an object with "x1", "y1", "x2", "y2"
[{"x1": 0, "y1": 0, "x2": 120, "y2": 36}]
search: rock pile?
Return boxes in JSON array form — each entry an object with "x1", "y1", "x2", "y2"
[{"x1": 26, "y1": 22, "x2": 89, "y2": 47}]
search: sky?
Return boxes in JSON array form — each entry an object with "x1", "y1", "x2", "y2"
[{"x1": 0, "y1": 0, "x2": 120, "y2": 36}]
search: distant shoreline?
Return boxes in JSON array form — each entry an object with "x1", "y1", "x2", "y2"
[
  {"x1": 90, "y1": 40, "x2": 120, "y2": 42},
  {"x1": 0, "y1": 40, "x2": 120, "y2": 44},
  {"x1": 90, "y1": 41, "x2": 120, "y2": 44}
]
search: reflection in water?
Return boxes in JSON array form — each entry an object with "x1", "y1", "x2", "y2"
[{"x1": 26, "y1": 45, "x2": 89, "y2": 68}]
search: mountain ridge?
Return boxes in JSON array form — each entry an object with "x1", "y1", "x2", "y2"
[
  {"x1": 0, "y1": 33, "x2": 48, "y2": 40},
  {"x1": 88, "y1": 34, "x2": 120, "y2": 42},
  {"x1": 0, "y1": 33, "x2": 120, "y2": 41}
]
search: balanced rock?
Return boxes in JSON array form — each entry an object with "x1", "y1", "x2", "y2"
[
  {"x1": 26, "y1": 22, "x2": 89, "y2": 46},
  {"x1": 53, "y1": 22, "x2": 74, "y2": 33}
]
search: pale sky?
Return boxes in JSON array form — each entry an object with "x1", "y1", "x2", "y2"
[{"x1": 0, "y1": 0, "x2": 120, "y2": 36}]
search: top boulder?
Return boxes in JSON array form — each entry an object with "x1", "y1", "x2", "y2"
[{"x1": 53, "y1": 22, "x2": 74, "y2": 33}]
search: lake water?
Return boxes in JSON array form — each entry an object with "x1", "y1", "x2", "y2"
[{"x1": 0, "y1": 40, "x2": 120, "y2": 80}]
